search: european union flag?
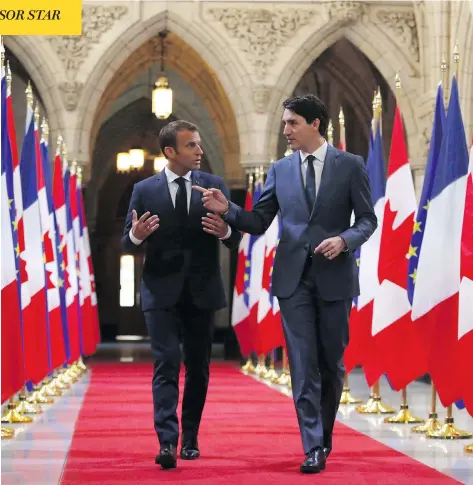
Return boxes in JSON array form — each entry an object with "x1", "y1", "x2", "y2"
[{"x1": 407, "y1": 84, "x2": 445, "y2": 304}]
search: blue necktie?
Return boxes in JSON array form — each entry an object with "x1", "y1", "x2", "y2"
[{"x1": 304, "y1": 155, "x2": 316, "y2": 214}]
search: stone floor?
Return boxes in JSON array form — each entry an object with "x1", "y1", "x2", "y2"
[{"x1": 2, "y1": 343, "x2": 473, "y2": 484}]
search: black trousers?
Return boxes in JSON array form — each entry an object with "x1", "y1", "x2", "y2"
[
  {"x1": 144, "y1": 284, "x2": 214, "y2": 446},
  {"x1": 278, "y1": 257, "x2": 351, "y2": 454}
]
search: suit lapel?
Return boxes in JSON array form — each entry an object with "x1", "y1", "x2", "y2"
[
  {"x1": 189, "y1": 171, "x2": 203, "y2": 220},
  {"x1": 290, "y1": 152, "x2": 310, "y2": 218},
  {"x1": 312, "y1": 145, "x2": 338, "y2": 219},
  {"x1": 155, "y1": 172, "x2": 175, "y2": 216}
]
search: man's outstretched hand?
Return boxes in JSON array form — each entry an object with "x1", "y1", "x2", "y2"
[
  {"x1": 131, "y1": 210, "x2": 159, "y2": 240},
  {"x1": 192, "y1": 185, "x2": 229, "y2": 214}
]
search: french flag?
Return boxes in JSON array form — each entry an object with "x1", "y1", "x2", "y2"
[
  {"x1": 1, "y1": 66, "x2": 25, "y2": 401},
  {"x1": 37, "y1": 127, "x2": 67, "y2": 368},
  {"x1": 231, "y1": 188, "x2": 254, "y2": 355},
  {"x1": 256, "y1": 213, "x2": 284, "y2": 355},
  {"x1": 19, "y1": 97, "x2": 50, "y2": 384},
  {"x1": 346, "y1": 115, "x2": 385, "y2": 380},
  {"x1": 412, "y1": 76, "x2": 469, "y2": 406},
  {"x1": 457, "y1": 137, "x2": 473, "y2": 415},
  {"x1": 54, "y1": 150, "x2": 81, "y2": 362}
]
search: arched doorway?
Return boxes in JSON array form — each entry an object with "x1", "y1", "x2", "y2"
[{"x1": 275, "y1": 38, "x2": 397, "y2": 164}]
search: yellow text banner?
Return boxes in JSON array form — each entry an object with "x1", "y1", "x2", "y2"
[{"x1": 0, "y1": 0, "x2": 82, "y2": 35}]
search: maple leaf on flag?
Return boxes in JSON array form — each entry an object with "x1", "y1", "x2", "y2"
[{"x1": 378, "y1": 199, "x2": 415, "y2": 288}]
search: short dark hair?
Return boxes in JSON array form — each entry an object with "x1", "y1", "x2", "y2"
[
  {"x1": 159, "y1": 120, "x2": 199, "y2": 155},
  {"x1": 282, "y1": 94, "x2": 328, "y2": 137}
]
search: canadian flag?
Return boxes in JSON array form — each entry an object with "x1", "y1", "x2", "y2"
[
  {"x1": 231, "y1": 189, "x2": 255, "y2": 355},
  {"x1": 256, "y1": 213, "x2": 284, "y2": 355},
  {"x1": 370, "y1": 105, "x2": 427, "y2": 389}
]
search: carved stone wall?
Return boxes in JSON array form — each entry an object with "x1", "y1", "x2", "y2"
[{"x1": 48, "y1": 5, "x2": 128, "y2": 111}]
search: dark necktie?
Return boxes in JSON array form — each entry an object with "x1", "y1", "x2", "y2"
[
  {"x1": 304, "y1": 155, "x2": 316, "y2": 213},
  {"x1": 174, "y1": 177, "x2": 188, "y2": 224}
]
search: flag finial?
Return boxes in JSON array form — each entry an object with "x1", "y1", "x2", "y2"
[
  {"x1": 339, "y1": 108, "x2": 345, "y2": 127},
  {"x1": 56, "y1": 133, "x2": 63, "y2": 150},
  {"x1": 440, "y1": 50, "x2": 447, "y2": 73},
  {"x1": 77, "y1": 165, "x2": 83, "y2": 185},
  {"x1": 25, "y1": 81, "x2": 33, "y2": 109},
  {"x1": 0, "y1": 36, "x2": 4, "y2": 71},
  {"x1": 61, "y1": 140, "x2": 68, "y2": 164},
  {"x1": 34, "y1": 104, "x2": 40, "y2": 127},
  {"x1": 6, "y1": 60, "x2": 12, "y2": 96},
  {"x1": 395, "y1": 72, "x2": 401, "y2": 91},
  {"x1": 327, "y1": 119, "x2": 333, "y2": 144},
  {"x1": 41, "y1": 117, "x2": 49, "y2": 142},
  {"x1": 71, "y1": 159, "x2": 77, "y2": 175}
]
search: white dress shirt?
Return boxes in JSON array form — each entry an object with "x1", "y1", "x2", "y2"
[
  {"x1": 129, "y1": 166, "x2": 231, "y2": 245},
  {"x1": 299, "y1": 141, "x2": 328, "y2": 197}
]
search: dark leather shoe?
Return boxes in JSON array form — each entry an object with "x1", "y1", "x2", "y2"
[
  {"x1": 155, "y1": 444, "x2": 177, "y2": 469},
  {"x1": 323, "y1": 447, "x2": 331, "y2": 459},
  {"x1": 300, "y1": 447, "x2": 326, "y2": 474},
  {"x1": 180, "y1": 439, "x2": 200, "y2": 460}
]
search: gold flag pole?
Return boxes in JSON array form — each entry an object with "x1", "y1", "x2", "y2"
[
  {"x1": 240, "y1": 170, "x2": 256, "y2": 374},
  {"x1": 412, "y1": 382, "x2": 442, "y2": 433}
]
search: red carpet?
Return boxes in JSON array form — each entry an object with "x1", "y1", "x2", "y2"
[{"x1": 60, "y1": 362, "x2": 461, "y2": 484}]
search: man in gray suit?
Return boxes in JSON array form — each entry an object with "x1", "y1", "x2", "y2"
[{"x1": 193, "y1": 94, "x2": 377, "y2": 474}]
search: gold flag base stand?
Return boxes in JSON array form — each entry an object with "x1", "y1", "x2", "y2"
[
  {"x1": 254, "y1": 354, "x2": 268, "y2": 378},
  {"x1": 411, "y1": 413, "x2": 442, "y2": 434},
  {"x1": 1, "y1": 426, "x2": 15, "y2": 439},
  {"x1": 427, "y1": 417, "x2": 473, "y2": 440},
  {"x1": 340, "y1": 373, "x2": 362, "y2": 404},
  {"x1": 384, "y1": 404, "x2": 424, "y2": 424},
  {"x1": 77, "y1": 357, "x2": 87, "y2": 372},
  {"x1": 1, "y1": 401, "x2": 33, "y2": 424},
  {"x1": 241, "y1": 358, "x2": 255, "y2": 374},
  {"x1": 15, "y1": 393, "x2": 42, "y2": 415},
  {"x1": 28, "y1": 384, "x2": 54, "y2": 405},
  {"x1": 274, "y1": 372, "x2": 290, "y2": 386},
  {"x1": 357, "y1": 396, "x2": 395, "y2": 414},
  {"x1": 357, "y1": 381, "x2": 395, "y2": 414},
  {"x1": 464, "y1": 444, "x2": 473, "y2": 454},
  {"x1": 263, "y1": 367, "x2": 279, "y2": 381},
  {"x1": 340, "y1": 387, "x2": 363, "y2": 404}
]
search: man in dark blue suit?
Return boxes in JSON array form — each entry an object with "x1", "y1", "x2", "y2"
[
  {"x1": 194, "y1": 95, "x2": 377, "y2": 474},
  {"x1": 122, "y1": 120, "x2": 242, "y2": 469}
]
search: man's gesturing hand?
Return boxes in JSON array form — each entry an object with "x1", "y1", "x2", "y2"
[
  {"x1": 201, "y1": 213, "x2": 229, "y2": 238},
  {"x1": 131, "y1": 210, "x2": 159, "y2": 240},
  {"x1": 313, "y1": 236, "x2": 346, "y2": 260},
  {"x1": 192, "y1": 185, "x2": 229, "y2": 214}
]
